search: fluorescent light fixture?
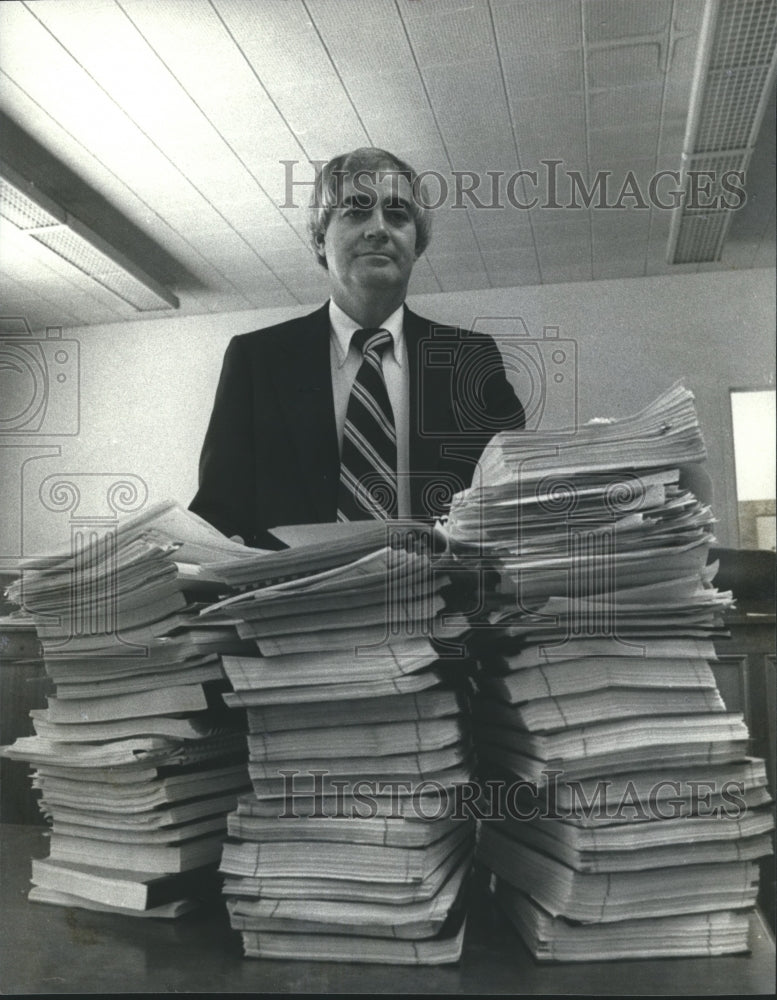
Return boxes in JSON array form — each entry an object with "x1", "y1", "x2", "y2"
[{"x1": 0, "y1": 158, "x2": 179, "y2": 311}]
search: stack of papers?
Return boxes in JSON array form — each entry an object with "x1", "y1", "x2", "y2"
[
  {"x1": 0, "y1": 501, "x2": 258, "y2": 918},
  {"x1": 444, "y1": 384, "x2": 774, "y2": 961},
  {"x1": 205, "y1": 522, "x2": 476, "y2": 965}
]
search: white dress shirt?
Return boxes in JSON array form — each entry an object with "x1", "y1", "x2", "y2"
[{"x1": 329, "y1": 299, "x2": 411, "y2": 517}]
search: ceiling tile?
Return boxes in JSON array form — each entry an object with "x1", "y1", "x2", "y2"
[
  {"x1": 538, "y1": 241, "x2": 591, "y2": 266},
  {"x1": 590, "y1": 210, "x2": 651, "y2": 241},
  {"x1": 482, "y1": 247, "x2": 542, "y2": 277},
  {"x1": 469, "y1": 212, "x2": 535, "y2": 250},
  {"x1": 120, "y1": 1, "x2": 310, "y2": 208},
  {"x1": 530, "y1": 212, "x2": 592, "y2": 243},
  {"x1": 499, "y1": 49, "x2": 584, "y2": 98},
  {"x1": 508, "y1": 90, "x2": 587, "y2": 135},
  {"x1": 668, "y1": 27, "x2": 703, "y2": 77},
  {"x1": 591, "y1": 237, "x2": 648, "y2": 260},
  {"x1": 588, "y1": 84, "x2": 664, "y2": 132},
  {"x1": 644, "y1": 259, "x2": 701, "y2": 276},
  {"x1": 213, "y1": 0, "x2": 335, "y2": 90},
  {"x1": 429, "y1": 250, "x2": 489, "y2": 280},
  {"x1": 592, "y1": 257, "x2": 646, "y2": 279},
  {"x1": 414, "y1": 261, "x2": 442, "y2": 290},
  {"x1": 587, "y1": 42, "x2": 663, "y2": 87},
  {"x1": 238, "y1": 283, "x2": 300, "y2": 309},
  {"x1": 29, "y1": 0, "x2": 298, "y2": 238},
  {"x1": 266, "y1": 81, "x2": 369, "y2": 162},
  {"x1": 270, "y1": 267, "x2": 331, "y2": 301},
  {"x1": 308, "y1": 0, "x2": 414, "y2": 77},
  {"x1": 539, "y1": 261, "x2": 594, "y2": 283},
  {"x1": 588, "y1": 126, "x2": 660, "y2": 161},
  {"x1": 487, "y1": 264, "x2": 542, "y2": 288},
  {"x1": 586, "y1": 158, "x2": 664, "y2": 194},
  {"x1": 213, "y1": 0, "x2": 369, "y2": 160},
  {"x1": 491, "y1": 0, "x2": 582, "y2": 53},
  {"x1": 337, "y1": 71, "x2": 445, "y2": 156},
  {"x1": 0, "y1": 273, "x2": 85, "y2": 324},
  {"x1": 656, "y1": 119, "x2": 688, "y2": 158},
  {"x1": 421, "y1": 61, "x2": 518, "y2": 167},
  {"x1": 673, "y1": 0, "x2": 706, "y2": 34},
  {"x1": 583, "y1": 0, "x2": 672, "y2": 42},
  {"x1": 398, "y1": 0, "x2": 497, "y2": 68}
]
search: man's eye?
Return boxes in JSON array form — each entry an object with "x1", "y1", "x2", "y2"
[{"x1": 347, "y1": 197, "x2": 374, "y2": 212}]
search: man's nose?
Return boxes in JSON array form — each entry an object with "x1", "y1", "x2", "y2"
[{"x1": 364, "y1": 209, "x2": 389, "y2": 240}]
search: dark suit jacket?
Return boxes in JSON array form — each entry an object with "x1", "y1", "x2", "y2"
[{"x1": 190, "y1": 302, "x2": 524, "y2": 547}]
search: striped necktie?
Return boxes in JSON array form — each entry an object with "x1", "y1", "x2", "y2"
[{"x1": 337, "y1": 327, "x2": 398, "y2": 521}]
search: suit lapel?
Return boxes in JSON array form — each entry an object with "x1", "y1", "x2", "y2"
[
  {"x1": 405, "y1": 306, "x2": 451, "y2": 511},
  {"x1": 273, "y1": 303, "x2": 340, "y2": 522}
]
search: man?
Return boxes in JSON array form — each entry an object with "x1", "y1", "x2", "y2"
[{"x1": 190, "y1": 148, "x2": 524, "y2": 548}]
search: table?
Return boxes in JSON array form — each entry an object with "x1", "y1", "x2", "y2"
[{"x1": 1, "y1": 824, "x2": 774, "y2": 995}]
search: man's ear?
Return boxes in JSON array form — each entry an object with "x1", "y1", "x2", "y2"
[{"x1": 314, "y1": 234, "x2": 327, "y2": 260}]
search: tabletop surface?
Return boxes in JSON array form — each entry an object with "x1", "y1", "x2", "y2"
[{"x1": 1, "y1": 824, "x2": 775, "y2": 996}]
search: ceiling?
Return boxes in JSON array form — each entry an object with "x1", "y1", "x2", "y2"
[{"x1": 0, "y1": 0, "x2": 775, "y2": 332}]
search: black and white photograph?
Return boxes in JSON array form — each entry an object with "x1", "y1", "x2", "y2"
[{"x1": 0, "y1": 0, "x2": 775, "y2": 995}]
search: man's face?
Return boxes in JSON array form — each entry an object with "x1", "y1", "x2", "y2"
[{"x1": 316, "y1": 169, "x2": 418, "y2": 301}]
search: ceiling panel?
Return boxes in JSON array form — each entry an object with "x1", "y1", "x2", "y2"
[
  {"x1": 588, "y1": 83, "x2": 665, "y2": 132},
  {"x1": 491, "y1": 0, "x2": 582, "y2": 53},
  {"x1": 584, "y1": 0, "x2": 673, "y2": 42},
  {"x1": 398, "y1": 0, "x2": 498, "y2": 68},
  {"x1": 119, "y1": 0, "x2": 311, "y2": 211},
  {"x1": 0, "y1": 0, "x2": 773, "y2": 331},
  {"x1": 539, "y1": 261, "x2": 594, "y2": 284},
  {"x1": 482, "y1": 246, "x2": 542, "y2": 285},
  {"x1": 587, "y1": 41, "x2": 664, "y2": 87},
  {"x1": 28, "y1": 0, "x2": 297, "y2": 263},
  {"x1": 500, "y1": 49, "x2": 584, "y2": 98},
  {"x1": 309, "y1": 0, "x2": 416, "y2": 77},
  {"x1": 420, "y1": 61, "x2": 519, "y2": 170},
  {"x1": 406, "y1": 255, "x2": 442, "y2": 296},
  {"x1": 214, "y1": 0, "x2": 370, "y2": 161}
]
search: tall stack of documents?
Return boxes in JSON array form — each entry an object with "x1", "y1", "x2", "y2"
[
  {"x1": 203, "y1": 522, "x2": 476, "y2": 965},
  {"x1": 444, "y1": 384, "x2": 774, "y2": 961},
  {"x1": 0, "y1": 502, "x2": 257, "y2": 918}
]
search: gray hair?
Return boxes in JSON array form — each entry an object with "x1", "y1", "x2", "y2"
[{"x1": 308, "y1": 147, "x2": 432, "y2": 268}]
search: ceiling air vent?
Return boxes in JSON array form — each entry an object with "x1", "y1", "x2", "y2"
[{"x1": 668, "y1": 0, "x2": 777, "y2": 264}]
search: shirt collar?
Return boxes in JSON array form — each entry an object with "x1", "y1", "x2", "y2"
[{"x1": 329, "y1": 299, "x2": 405, "y2": 369}]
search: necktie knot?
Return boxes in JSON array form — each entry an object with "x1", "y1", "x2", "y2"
[{"x1": 352, "y1": 327, "x2": 392, "y2": 359}]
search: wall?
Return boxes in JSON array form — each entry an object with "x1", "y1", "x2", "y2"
[{"x1": 2, "y1": 267, "x2": 773, "y2": 562}]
